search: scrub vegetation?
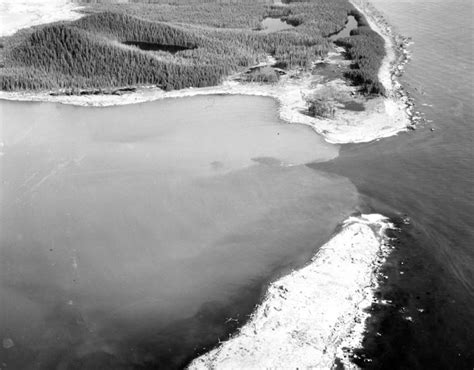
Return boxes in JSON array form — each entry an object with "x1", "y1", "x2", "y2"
[
  {"x1": 245, "y1": 66, "x2": 281, "y2": 83},
  {"x1": 0, "y1": 0, "x2": 386, "y2": 95}
]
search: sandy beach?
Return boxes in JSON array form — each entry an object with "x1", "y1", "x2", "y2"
[
  {"x1": 0, "y1": 74, "x2": 409, "y2": 144},
  {"x1": 189, "y1": 214, "x2": 395, "y2": 369}
]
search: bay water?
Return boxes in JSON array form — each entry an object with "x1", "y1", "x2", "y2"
[{"x1": 0, "y1": 96, "x2": 357, "y2": 368}]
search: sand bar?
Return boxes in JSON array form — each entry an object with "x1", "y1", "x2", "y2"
[{"x1": 189, "y1": 214, "x2": 395, "y2": 369}]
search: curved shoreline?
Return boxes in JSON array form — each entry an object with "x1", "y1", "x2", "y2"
[
  {"x1": 188, "y1": 214, "x2": 396, "y2": 369},
  {"x1": 0, "y1": 0, "x2": 412, "y2": 145},
  {"x1": 0, "y1": 73, "x2": 408, "y2": 144},
  {"x1": 349, "y1": 0, "x2": 417, "y2": 126}
]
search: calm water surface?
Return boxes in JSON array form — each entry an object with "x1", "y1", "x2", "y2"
[{"x1": 0, "y1": 96, "x2": 358, "y2": 369}]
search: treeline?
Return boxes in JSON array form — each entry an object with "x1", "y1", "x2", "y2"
[
  {"x1": 1, "y1": 24, "x2": 229, "y2": 91},
  {"x1": 75, "y1": 12, "x2": 201, "y2": 48},
  {"x1": 282, "y1": 0, "x2": 353, "y2": 37},
  {"x1": 73, "y1": 12, "x2": 258, "y2": 66},
  {"x1": 0, "y1": 0, "x2": 386, "y2": 94},
  {"x1": 76, "y1": 0, "x2": 348, "y2": 68},
  {"x1": 0, "y1": 3, "x2": 340, "y2": 91},
  {"x1": 335, "y1": 10, "x2": 386, "y2": 95},
  {"x1": 88, "y1": 0, "x2": 352, "y2": 34},
  {"x1": 84, "y1": 1, "x2": 270, "y2": 29}
]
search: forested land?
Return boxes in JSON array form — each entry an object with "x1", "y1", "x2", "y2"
[
  {"x1": 335, "y1": 10, "x2": 386, "y2": 94},
  {"x1": 0, "y1": 0, "x2": 386, "y2": 94}
]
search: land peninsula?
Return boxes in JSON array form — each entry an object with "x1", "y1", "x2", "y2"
[{"x1": 0, "y1": 0, "x2": 412, "y2": 144}]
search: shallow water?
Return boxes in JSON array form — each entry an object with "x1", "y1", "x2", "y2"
[{"x1": 0, "y1": 95, "x2": 358, "y2": 368}]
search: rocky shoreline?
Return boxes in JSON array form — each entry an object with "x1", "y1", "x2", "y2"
[{"x1": 350, "y1": 0, "x2": 421, "y2": 129}]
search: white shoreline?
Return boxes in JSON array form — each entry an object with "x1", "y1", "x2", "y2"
[
  {"x1": 0, "y1": 72, "x2": 409, "y2": 144},
  {"x1": 0, "y1": 0, "x2": 84, "y2": 37},
  {"x1": 188, "y1": 214, "x2": 395, "y2": 369},
  {"x1": 0, "y1": 0, "x2": 411, "y2": 145}
]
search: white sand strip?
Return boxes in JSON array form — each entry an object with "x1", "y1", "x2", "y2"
[
  {"x1": 188, "y1": 214, "x2": 395, "y2": 369},
  {"x1": 350, "y1": 0, "x2": 397, "y2": 94},
  {"x1": 0, "y1": 0, "x2": 83, "y2": 37},
  {"x1": 0, "y1": 73, "x2": 409, "y2": 144}
]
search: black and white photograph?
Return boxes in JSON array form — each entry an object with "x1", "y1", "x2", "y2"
[{"x1": 0, "y1": 0, "x2": 473, "y2": 368}]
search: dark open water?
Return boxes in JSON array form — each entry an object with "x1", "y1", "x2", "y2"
[{"x1": 315, "y1": 0, "x2": 474, "y2": 367}]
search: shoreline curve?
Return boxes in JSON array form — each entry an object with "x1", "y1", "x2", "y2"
[{"x1": 0, "y1": 0, "x2": 412, "y2": 145}]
